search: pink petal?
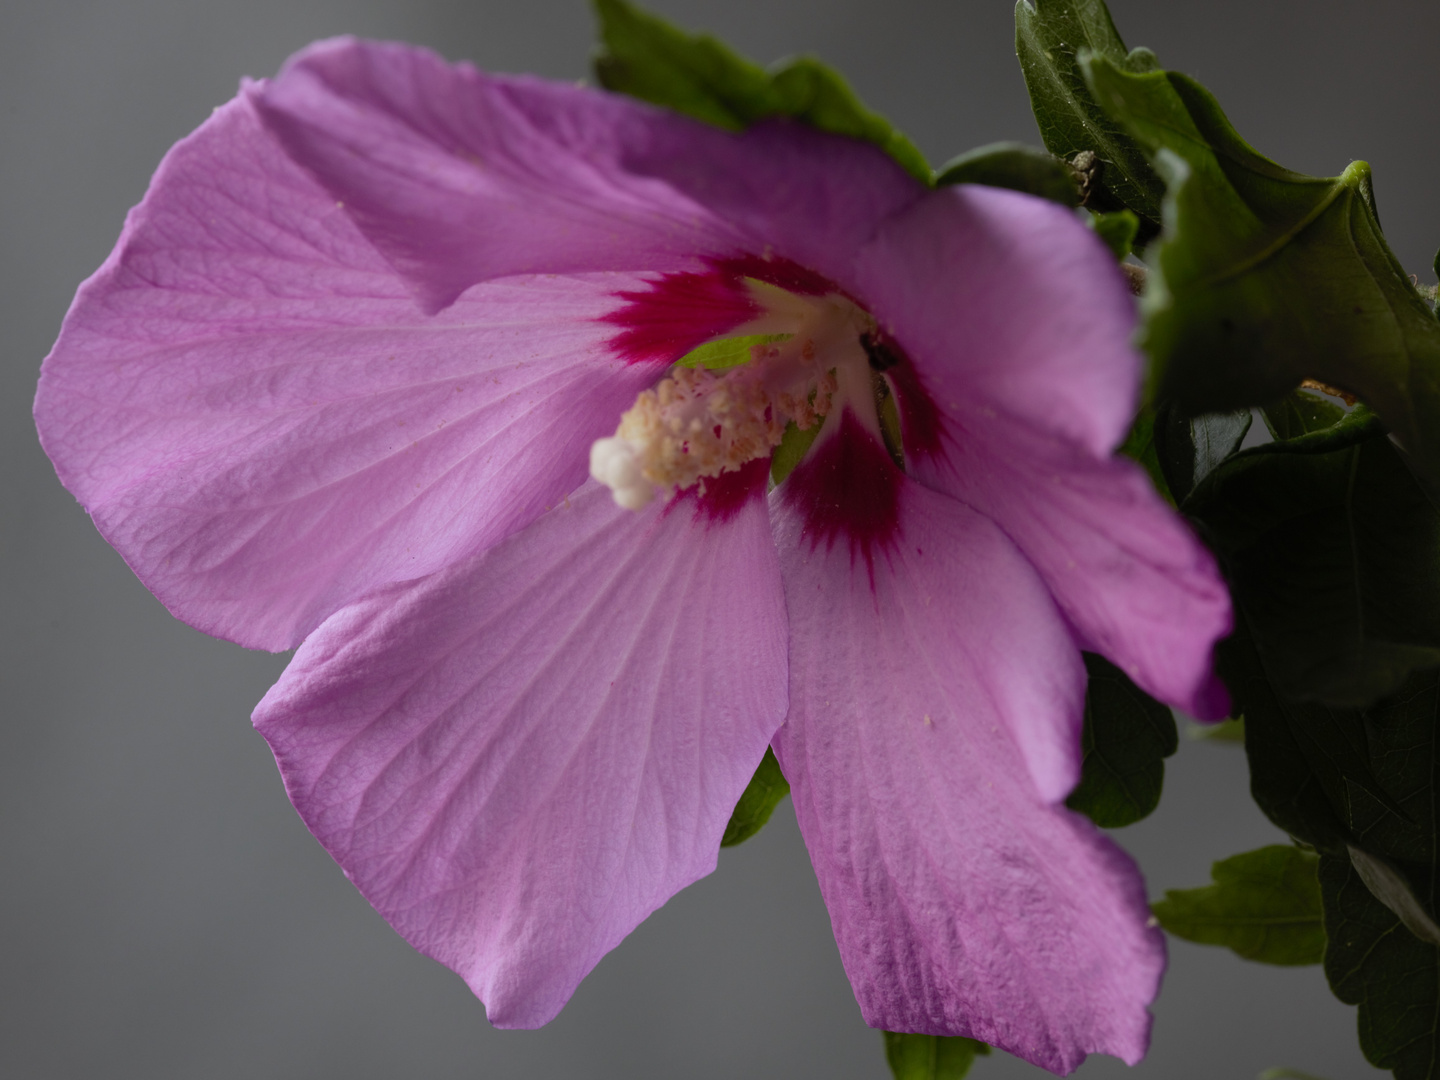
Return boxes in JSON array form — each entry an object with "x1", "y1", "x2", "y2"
[
  {"x1": 624, "y1": 120, "x2": 925, "y2": 291},
  {"x1": 770, "y1": 466, "x2": 1163, "y2": 1073},
  {"x1": 852, "y1": 184, "x2": 1140, "y2": 459},
  {"x1": 255, "y1": 39, "x2": 924, "y2": 313},
  {"x1": 36, "y1": 93, "x2": 665, "y2": 651},
  {"x1": 919, "y1": 410, "x2": 1232, "y2": 717},
  {"x1": 254, "y1": 38, "x2": 743, "y2": 313},
  {"x1": 253, "y1": 479, "x2": 787, "y2": 1027},
  {"x1": 775, "y1": 409, "x2": 903, "y2": 579}
]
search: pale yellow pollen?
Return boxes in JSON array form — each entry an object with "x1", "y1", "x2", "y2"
[{"x1": 590, "y1": 288, "x2": 868, "y2": 510}]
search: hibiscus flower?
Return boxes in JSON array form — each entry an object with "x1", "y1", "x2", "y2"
[{"x1": 34, "y1": 37, "x2": 1231, "y2": 1075}]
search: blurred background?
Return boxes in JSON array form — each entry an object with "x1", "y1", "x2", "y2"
[{"x1": 4, "y1": 1, "x2": 1436, "y2": 1076}]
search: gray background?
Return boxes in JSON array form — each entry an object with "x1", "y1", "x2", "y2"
[{"x1": 4, "y1": 1, "x2": 1436, "y2": 1077}]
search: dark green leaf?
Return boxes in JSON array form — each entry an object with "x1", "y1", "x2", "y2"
[
  {"x1": 1090, "y1": 209, "x2": 1138, "y2": 260},
  {"x1": 935, "y1": 141, "x2": 1079, "y2": 205},
  {"x1": 883, "y1": 1031, "x2": 989, "y2": 1080},
  {"x1": 1117, "y1": 405, "x2": 1175, "y2": 505},
  {"x1": 1189, "y1": 407, "x2": 1440, "y2": 707},
  {"x1": 593, "y1": 0, "x2": 773, "y2": 128},
  {"x1": 1190, "y1": 716, "x2": 1245, "y2": 743},
  {"x1": 1013, "y1": 0, "x2": 1164, "y2": 229},
  {"x1": 593, "y1": 0, "x2": 930, "y2": 182},
  {"x1": 1226, "y1": 622, "x2": 1439, "y2": 863},
  {"x1": 721, "y1": 747, "x2": 790, "y2": 847},
  {"x1": 1227, "y1": 622, "x2": 1440, "y2": 1075},
  {"x1": 766, "y1": 60, "x2": 931, "y2": 183},
  {"x1": 1207, "y1": 411, "x2": 1440, "y2": 1076},
  {"x1": 1150, "y1": 401, "x2": 1196, "y2": 502},
  {"x1": 1322, "y1": 852, "x2": 1440, "y2": 1080},
  {"x1": 1082, "y1": 56, "x2": 1440, "y2": 486},
  {"x1": 1346, "y1": 844, "x2": 1440, "y2": 946},
  {"x1": 1147, "y1": 404, "x2": 1251, "y2": 506},
  {"x1": 1221, "y1": 621, "x2": 1387, "y2": 854},
  {"x1": 1261, "y1": 389, "x2": 1347, "y2": 442},
  {"x1": 1065, "y1": 652, "x2": 1177, "y2": 827},
  {"x1": 1189, "y1": 410, "x2": 1253, "y2": 492},
  {"x1": 1151, "y1": 845, "x2": 1325, "y2": 965}
]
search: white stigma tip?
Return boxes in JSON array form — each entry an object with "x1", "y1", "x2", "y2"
[
  {"x1": 589, "y1": 436, "x2": 657, "y2": 510},
  {"x1": 590, "y1": 290, "x2": 871, "y2": 511}
]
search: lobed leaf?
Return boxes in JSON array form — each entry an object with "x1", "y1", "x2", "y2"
[
  {"x1": 1189, "y1": 405, "x2": 1440, "y2": 708},
  {"x1": 1155, "y1": 406, "x2": 1252, "y2": 505},
  {"x1": 1151, "y1": 845, "x2": 1325, "y2": 965},
  {"x1": 1065, "y1": 652, "x2": 1177, "y2": 828},
  {"x1": 883, "y1": 1031, "x2": 989, "y2": 1080},
  {"x1": 1083, "y1": 55, "x2": 1440, "y2": 486},
  {"x1": 1224, "y1": 618, "x2": 1440, "y2": 1076},
  {"x1": 1346, "y1": 845, "x2": 1440, "y2": 947},
  {"x1": 1013, "y1": 0, "x2": 1164, "y2": 230},
  {"x1": 593, "y1": 0, "x2": 930, "y2": 182},
  {"x1": 1221, "y1": 621, "x2": 1402, "y2": 856},
  {"x1": 1089, "y1": 209, "x2": 1138, "y2": 260},
  {"x1": 1261, "y1": 389, "x2": 1347, "y2": 442},
  {"x1": 1322, "y1": 853, "x2": 1440, "y2": 1080},
  {"x1": 721, "y1": 747, "x2": 790, "y2": 847},
  {"x1": 934, "y1": 141, "x2": 1079, "y2": 205}
]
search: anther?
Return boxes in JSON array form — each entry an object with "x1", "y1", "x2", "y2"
[
  {"x1": 591, "y1": 282, "x2": 877, "y2": 510},
  {"x1": 861, "y1": 331, "x2": 901, "y2": 372}
]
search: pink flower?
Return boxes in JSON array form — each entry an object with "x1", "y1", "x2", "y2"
[{"x1": 34, "y1": 38, "x2": 1231, "y2": 1075}]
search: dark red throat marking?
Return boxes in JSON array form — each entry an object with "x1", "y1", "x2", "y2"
[
  {"x1": 669, "y1": 457, "x2": 771, "y2": 527},
  {"x1": 783, "y1": 411, "x2": 903, "y2": 578},
  {"x1": 861, "y1": 327, "x2": 944, "y2": 462},
  {"x1": 711, "y1": 253, "x2": 838, "y2": 297},
  {"x1": 603, "y1": 254, "x2": 845, "y2": 366}
]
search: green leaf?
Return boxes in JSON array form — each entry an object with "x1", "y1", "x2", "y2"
[
  {"x1": 1346, "y1": 844, "x2": 1440, "y2": 946},
  {"x1": 1189, "y1": 716, "x2": 1245, "y2": 743},
  {"x1": 1013, "y1": 0, "x2": 1164, "y2": 229},
  {"x1": 1204, "y1": 409, "x2": 1440, "y2": 1077},
  {"x1": 1258, "y1": 1070, "x2": 1333, "y2": 1080},
  {"x1": 1142, "y1": 404, "x2": 1251, "y2": 507},
  {"x1": 593, "y1": 0, "x2": 930, "y2": 182},
  {"x1": 1065, "y1": 652, "x2": 1177, "y2": 828},
  {"x1": 1163, "y1": 408, "x2": 1252, "y2": 505},
  {"x1": 766, "y1": 60, "x2": 931, "y2": 183},
  {"x1": 1219, "y1": 620, "x2": 1410, "y2": 855},
  {"x1": 1082, "y1": 56, "x2": 1440, "y2": 486},
  {"x1": 1189, "y1": 406, "x2": 1440, "y2": 707},
  {"x1": 1089, "y1": 209, "x2": 1138, "y2": 260},
  {"x1": 934, "y1": 141, "x2": 1079, "y2": 205},
  {"x1": 770, "y1": 420, "x2": 822, "y2": 485},
  {"x1": 1224, "y1": 622, "x2": 1440, "y2": 867},
  {"x1": 1189, "y1": 410, "x2": 1254, "y2": 493},
  {"x1": 675, "y1": 334, "x2": 789, "y2": 371},
  {"x1": 721, "y1": 747, "x2": 790, "y2": 847},
  {"x1": 1117, "y1": 406, "x2": 1175, "y2": 505},
  {"x1": 882, "y1": 1031, "x2": 989, "y2": 1080},
  {"x1": 1261, "y1": 389, "x2": 1348, "y2": 442},
  {"x1": 1321, "y1": 852, "x2": 1440, "y2": 1080},
  {"x1": 1224, "y1": 620, "x2": 1440, "y2": 1076},
  {"x1": 1151, "y1": 845, "x2": 1325, "y2": 965}
]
